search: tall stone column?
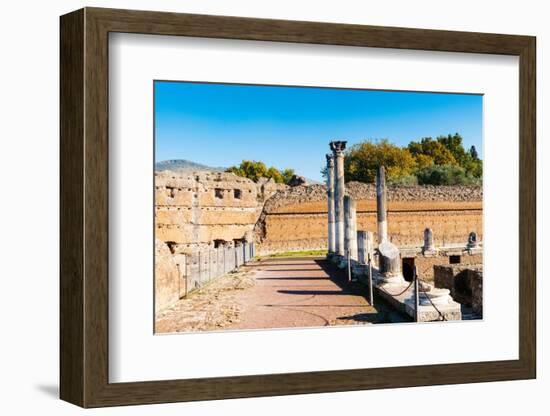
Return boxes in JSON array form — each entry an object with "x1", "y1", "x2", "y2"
[
  {"x1": 330, "y1": 140, "x2": 347, "y2": 256},
  {"x1": 376, "y1": 165, "x2": 388, "y2": 244},
  {"x1": 344, "y1": 195, "x2": 358, "y2": 260},
  {"x1": 326, "y1": 154, "x2": 335, "y2": 255}
]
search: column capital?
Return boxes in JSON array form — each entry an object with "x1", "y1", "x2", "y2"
[
  {"x1": 329, "y1": 140, "x2": 347, "y2": 155},
  {"x1": 326, "y1": 153, "x2": 334, "y2": 167}
]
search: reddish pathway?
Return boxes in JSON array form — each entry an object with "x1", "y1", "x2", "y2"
[{"x1": 228, "y1": 257, "x2": 381, "y2": 330}]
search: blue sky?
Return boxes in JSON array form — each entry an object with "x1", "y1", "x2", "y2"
[{"x1": 154, "y1": 81, "x2": 482, "y2": 181}]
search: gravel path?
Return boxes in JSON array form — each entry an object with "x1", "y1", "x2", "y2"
[{"x1": 156, "y1": 257, "x2": 387, "y2": 334}]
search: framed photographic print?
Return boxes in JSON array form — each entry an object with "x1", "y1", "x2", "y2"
[{"x1": 60, "y1": 7, "x2": 536, "y2": 408}]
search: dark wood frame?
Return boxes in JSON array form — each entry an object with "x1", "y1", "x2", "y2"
[{"x1": 60, "y1": 7, "x2": 536, "y2": 408}]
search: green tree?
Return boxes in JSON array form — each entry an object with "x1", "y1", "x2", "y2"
[
  {"x1": 437, "y1": 133, "x2": 467, "y2": 164},
  {"x1": 408, "y1": 137, "x2": 457, "y2": 166},
  {"x1": 226, "y1": 160, "x2": 296, "y2": 184},
  {"x1": 226, "y1": 160, "x2": 267, "y2": 182},
  {"x1": 461, "y1": 152, "x2": 482, "y2": 178},
  {"x1": 413, "y1": 153, "x2": 435, "y2": 170},
  {"x1": 469, "y1": 145, "x2": 479, "y2": 160},
  {"x1": 281, "y1": 168, "x2": 296, "y2": 184},
  {"x1": 266, "y1": 166, "x2": 284, "y2": 183},
  {"x1": 416, "y1": 164, "x2": 479, "y2": 186},
  {"x1": 345, "y1": 139, "x2": 417, "y2": 183}
]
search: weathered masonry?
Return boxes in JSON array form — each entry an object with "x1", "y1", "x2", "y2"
[
  {"x1": 257, "y1": 183, "x2": 483, "y2": 256},
  {"x1": 155, "y1": 170, "x2": 285, "y2": 254},
  {"x1": 155, "y1": 238, "x2": 256, "y2": 314}
]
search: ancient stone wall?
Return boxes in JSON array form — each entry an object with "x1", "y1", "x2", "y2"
[
  {"x1": 156, "y1": 173, "x2": 482, "y2": 257},
  {"x1": 155, "y1": 239, "x2": 181, "y2": 314},
  {"x1": 257, "y1": 182, "x2": 482, "y2": 254},
  {"x1": 155, "y1": 171, "x2": 285, "y2": 254}
]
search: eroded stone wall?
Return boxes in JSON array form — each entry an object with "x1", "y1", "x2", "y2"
[
  {"x1": 155, "y1": 238, "x2": 180, "y2": 314},
  {"x1": 155, "y1": 170, "x2": 286, "y2": 254},
  {"x1": 257, "y1": 182, "x2": 482, "y2": 254}
]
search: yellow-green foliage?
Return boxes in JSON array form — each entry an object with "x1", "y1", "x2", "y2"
[
  {"x1": 226, "y1": 160, "x2": 295, "y2": 184},
  {"x1": 345, "y1": 139, "x2": 417, "y2": 183},
  {"x1": 344, "y1": 134, "x2": 482, "y2": 185}
]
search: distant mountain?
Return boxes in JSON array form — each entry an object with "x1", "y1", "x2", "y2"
[{"x1": 155, "y1": 159, "x2": 226, "y2": 172}]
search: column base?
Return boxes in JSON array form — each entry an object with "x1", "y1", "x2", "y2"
[{"x1": 377, "y1": 274, "x2": 406, "y2": 286}]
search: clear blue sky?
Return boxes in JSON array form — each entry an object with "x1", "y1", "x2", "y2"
[{"x1": 154, "y1": 81, "x2": 482, "y2": 181}]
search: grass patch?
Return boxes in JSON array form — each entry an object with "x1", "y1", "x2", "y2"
[{"x1": 264, "y1": 249, "x2": 327, "y2": 258}]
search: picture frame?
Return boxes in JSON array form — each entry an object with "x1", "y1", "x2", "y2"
[{"x1": 60, "y1": 7, "x2": 536, "y2": 408}]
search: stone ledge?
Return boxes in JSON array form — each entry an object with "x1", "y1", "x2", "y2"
[{"x1": 370, "y1": 269, "x2": 462, "y2": 322}]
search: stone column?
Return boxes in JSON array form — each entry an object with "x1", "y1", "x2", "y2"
[
  {"x1": 344, "y1": 195, "x2": 358, "y2": 260},
  {"x1": 326, "y1": 154, "x2": 336, "y2": 255},
  {"x1": 330, "y1": 140, "x2": 347, "y2": 256},
  {"x1": 376, "y1": 165, "x2": 388, "y2": 244},
  {"x1": 423, "y1": 228, "x2": 436, "y2": 255}
]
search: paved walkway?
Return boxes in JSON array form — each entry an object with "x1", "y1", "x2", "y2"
[
  {"x1": 156, "y1": 256, "x2": 394, "y2": 334},
  {"x1": 227, "y1": 257, "x2": 380, "y2": 330}
]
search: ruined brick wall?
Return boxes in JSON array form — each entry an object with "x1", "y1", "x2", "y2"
[
  {"x1": 155, "y1": 171, "x2": 286, "y2": 254},
  {"x1": 257, "y1": 182, "x2": 482, "y2": 254},
  {"x1": 410, "y1": 252, "x2": 483, "y2": 281}
]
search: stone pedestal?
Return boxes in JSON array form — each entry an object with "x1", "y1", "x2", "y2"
[
  {"x1": 377, "y1": 241, "x2": 405, "y2": 285},
  {"x1": 414, "y1": 281, "x2": 453, "y2": 306},
  {"x1": 422, "y1": 228, "x2": 437, "y2": 256}
]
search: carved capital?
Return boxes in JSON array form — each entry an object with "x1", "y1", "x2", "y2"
[
  {"x1": 329, "y1": 140, "x2": 347, "y2": 155},
  {"x1": 326, "y1": 153, "x2": 334, "y2": 167}
]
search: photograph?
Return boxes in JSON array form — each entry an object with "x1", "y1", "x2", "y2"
[{"x1": 153, "y1": 81, "x2": 484, "y2": 333}]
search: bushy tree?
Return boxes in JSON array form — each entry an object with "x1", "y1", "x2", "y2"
[
  {"x1": 226, "y1": 160, "x2": 267, "y2": 182},
  {"x1": 226, "y1": 160, "x2": 295, "y2": 184},
  {"x1": 408, "y1": 137, "x2": 457, "y2": 166},
  {"x1": 343, "y1": 134, "x2": 482, "y2": 186},
  {"x1": 281, "y1": 168, "x2": 296, "y2": 184},
  {"x1": 345, "y1": 139, "x2": 417, "y2": 183},
  {"x1": 437, "y1": 133, "x2": 466, "y2": 164},
  {"x1": 413, "y1": 153, "x2": 435, "y2": 170},
  {"x1": 266, "y1": 166, "x2": 284, "y2": 183},
  {"x1": 416, "y1": 164, "x2": 479, "y2": 186}
]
